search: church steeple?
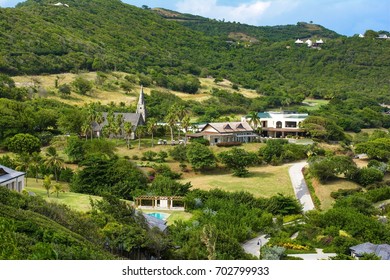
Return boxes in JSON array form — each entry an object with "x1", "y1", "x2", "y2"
[{"x1": 136, "y1": 86, "x2": 147, "y2": 122}]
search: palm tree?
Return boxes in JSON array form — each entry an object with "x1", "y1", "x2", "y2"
[
  {"x1": 15, "y1": 153, "x2": 31, "y2": 188},
  {"x1": 115, "y1": 114, "x2": 124, "y2": 139},
  {"x1": 106, "y1": 111, "x2": 115, "y2": 139},
  {"x1": 52, "y1": 183, "x2": 64, "y2": 198},
  {"x1": 147, "y1": 117, "x2": 157, "y2": 147},
  {"x1": 44, "y1": 147, "x2": 64, "y2": 182},
  {"x1": 81, "y1": 121, "x2": 90, "y2": 140},
  {"x1": 42, "y1": 175, "x2": 52, "y2": 197},
  {"x1": 175, "y1": 105, "x2": 187, "y2": 139},
  {"x1": 247, "y1": 111, "x2": 261, "y2": 130},
  {"x1": 30, "y1": 152, "x2": 43, "y2": 183},
  {"x1": 123, "y1": 122, "x2": 133, "y2": 149},
  {"x1": 86, "y1": 104, "x2": 98, "y2": 140},
  {"x1": 165, "y1": 109, "x2": 177, "y2": 143},
  {"x1": 181, "y1": 115, "x2": 191, "y2": 145},
  {"x1": 95, "y1": 112, "x2": 105, "y2": 138},
  {"x1": 135, "y1": 125, "x2": 146, "y2": 150}
]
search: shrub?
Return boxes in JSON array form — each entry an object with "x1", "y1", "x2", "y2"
[
  {"x1": 6, "y1": 133, "x2": 41, "y2": 154},
  {"x1": 216, "y1": 142, "x2": 242, "y2": 147},
  {"x1": 169, "y1": 145, "x2": 187, "y2": 162},
  {"x1": 59, "y1": 168, "x2": 74, "y2": 183},
  {"x1": 153, "y1": 164, "x2": 182, "y2": 179},
  {"x1": 141, "y1": 151, "x2": 157, "y2": 161},
  {"x1": 330, "y1": 188, "x2": 362, "y2": 199},
  {"x1": 353, "y1": 167, "x2": 384, "y2": 187},
  {"x1": 190, "y1": 137, "x2": 210, "y2": 146}
]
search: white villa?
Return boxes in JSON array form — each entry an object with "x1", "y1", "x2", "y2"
[
  {"x1": 187, "y1": 122, "x2": 258, "y2": 145},
  {"x1": 244, "y1": 111, "x2": 308, "y2": 138},
  {"x1": 0, "y1": 164, "x2": 25, "y2": 193}
]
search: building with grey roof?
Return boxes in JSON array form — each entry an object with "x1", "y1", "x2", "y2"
[
  {"x1": 350, "y1": 242, "x2": 390, "y2": 260},
  {"x1": 92, "y1": 86, "x2": 147, "y2": 138},
  {"x1": 0, "y1": 164, "x2": 25, "y2": 193},
  {"x1": 187, "y1": 122, "x2": 257, "y2": 145}
]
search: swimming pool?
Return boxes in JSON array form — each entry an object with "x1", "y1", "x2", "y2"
[{"x1": 147, "y1": 212, "x2": 169, "y2": 220}]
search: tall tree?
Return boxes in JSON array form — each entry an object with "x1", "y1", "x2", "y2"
[
  {"x1": 95, "y1": 111, "x2": 105, "y2": 138},
  {"x1": 30, "y1": 152, "x2": 43, "y2": 183},
  {"x1": 181, "y1": 115, "x2": 191, "y2": 145},
  {"x1": 165, "y1": 109, "x2": 177, "y2": 143},
  {"x1": 86, "y1": 104, "x2": 98, "y2": 140},
  {"x1": 15, "y1": 153, "x2": 31, "y2": 188},
  {"x1": 135, "y1": 125, "x2": 146, "y2": 150},
  {"x1": 44, "y1": 147, "x2": 64, "y2": 182},
  {"x1": 247, "y1": 111, "x2": 260, "y2": 130},
  {"x1": 123, "y1": 122, "x2": 133, "y2": 149},
  {"x1": 176, "y1": 105, "x2": 187, "y2": 139},
  {"x1": 147, "y1": 117, "x2": 157, "y2": 147}
]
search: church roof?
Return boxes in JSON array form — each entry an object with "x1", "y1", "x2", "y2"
[{"x1": 92, "y1": 112, "x2": 143, "y2": 131}]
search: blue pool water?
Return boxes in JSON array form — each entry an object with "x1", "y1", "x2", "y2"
[{"x1": 147, "y1": 212, "x2": 169, "y2": 220}]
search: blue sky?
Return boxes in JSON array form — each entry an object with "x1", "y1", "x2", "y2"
[{"x1": 1, "y1": 0, "x2": 389, "y2": 35}]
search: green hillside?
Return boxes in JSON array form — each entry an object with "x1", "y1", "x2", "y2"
[
  {"x1": 0, "y1": 0, "x2": 387, "y2": 98},
  {"x1": 153, "y1": 8, "x2": 341, "y2": 42},
  {"x1": 0, "y1": 187, "x2": 169, "y2": 260}
]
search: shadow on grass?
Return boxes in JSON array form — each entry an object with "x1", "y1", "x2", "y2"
[{"x1": 246, "y1": 171, "x2": 275, "y2": 179}]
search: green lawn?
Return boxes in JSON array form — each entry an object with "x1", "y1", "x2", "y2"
[
  {"x1": 25, "y1": 178, "x2": 101, "y2": 212},
  {"x1": 180, "y1": 165, "x2": 294, "y2": 198},
  {"x1": 301, "y1": 98, "x2": 329, "y2": 111},
  {"x1": 312, "y1": 178, "x2": 360, "y2": 210}
]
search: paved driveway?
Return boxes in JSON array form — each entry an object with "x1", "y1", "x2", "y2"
[{"x1": 289, "y1": 161, "x2": 315, "y2": 212}]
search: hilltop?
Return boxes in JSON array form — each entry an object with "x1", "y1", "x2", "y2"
[
  {"x1": 153, "y1": 8, "x2": 341, "y2": 42},
  {"x1": 0, "y1": 0, "x2": 388, "y2": 104}
]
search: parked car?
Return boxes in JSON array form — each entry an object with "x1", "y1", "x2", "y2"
[{"x1": 157, "y1": 139, "x2": 167, "y2": 145}]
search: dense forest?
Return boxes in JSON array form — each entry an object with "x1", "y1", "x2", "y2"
[{"x1": 0, "y1": 0, "x2": 388, "y2": 104}]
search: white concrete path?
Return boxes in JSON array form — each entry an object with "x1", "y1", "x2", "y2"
[
  {"x1": 289, "y1": 161, "x2": 315, "y2": 212},
  {"x1": 288, "y1": 249, "x2": 336, "y2": 260},
  {"x1": 242, "y1": 234, "x2": 269, "y2": 258}
]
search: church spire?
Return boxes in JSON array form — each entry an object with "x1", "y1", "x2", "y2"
[{"x1": 136, "y1": 85, "x2": 147, "y2": 122}]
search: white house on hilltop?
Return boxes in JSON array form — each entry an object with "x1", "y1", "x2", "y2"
[
  {"x1": 295, "y1": 39, "x2": 304, "y2": 44},
  {"x1": 0, "y1": 165, "x2": 25, "y2": 193},
  {"x1": 243, "y1": 111, "x2": 308, "y2": 138}
]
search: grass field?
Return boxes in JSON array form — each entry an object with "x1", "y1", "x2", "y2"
[
  {"x1": 12, "y1": 73, "x2": 260, "y2": 108},
  {"x1": 180, "y1": 164, "x2": 294, "y2": 198},
  {"x1": 199, "y1": 78, "x2": 259, "y2": 99},
  {"x1": 312, "y1": 178, "x2": 360, "y2": 210},
  {"x1": 25, "y1": 178, "x2": 101, "y2": 212},
  {"x1": 301, "y1": 98, "x2": 329, "y2": 111}
]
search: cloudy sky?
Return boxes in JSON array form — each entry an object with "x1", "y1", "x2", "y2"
[{"x1": 1, "y1": 0, "x2": 389, "y2": 35}]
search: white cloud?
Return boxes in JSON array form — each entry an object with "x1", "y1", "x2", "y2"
[{"x1": 176, "y1": 0, "x2": 272, "y2": 25}]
